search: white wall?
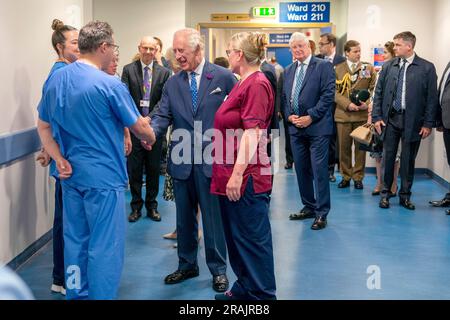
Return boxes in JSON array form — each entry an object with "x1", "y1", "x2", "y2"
[
  {"x1": 429, "y1": 0, "x2": 450, "y2": 182},
  {"x1": 92, "y1": 0, "x2": 186, "y2": 74},
  {"x1": 347, "y1": 0, "x2": 438, "y2": 170},
  {"x1": 0, "y1": 0, "x2": 92, "y2": 264}
]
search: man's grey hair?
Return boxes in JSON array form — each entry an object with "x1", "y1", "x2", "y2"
[
  {"x1": 174, "y1": 28, "x2": 204, "y2": 51},
  {"x1": 78, "y1": 20, "x2": 114, "y2": 54},
  {"x1": 289, "y1": 32, "x2": 309, "y2": 47}
]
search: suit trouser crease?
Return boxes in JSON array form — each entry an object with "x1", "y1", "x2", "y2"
[
  {"x1": 62, "y1": 184, "x2": 126, "y2": 300},
  {"x1": 173, "y1": 165, "x2": 227, "y2": 276},
  {"x1": 218, "y1": 178, "x2": 276, "y2": 300},
  {"x1": 382, "y1": 117, "x2": 421, "y2": 199},
  {"x1": 128, "y1": 135, "x2": 163, "y2": 212},
  {"x1": 290, "y1": 134, "x2": 331, "y2": 217},
  {"x1": 336, "y1": 121, "x2": 367, "y2": 181}
]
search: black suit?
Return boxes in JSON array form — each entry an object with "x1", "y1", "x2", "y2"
[
  {"x1": 316, "y1": 53, "x2": 346, "y2": 176},
  {"x1": 372, "y1": 55, "x2": 438, "y2": 200},
  {"x1": 122, "y1": 60, "x2": 171, "y2": 212},
  {"x1": 261, "y1": 61, "x2": 279, "y2": 158}
]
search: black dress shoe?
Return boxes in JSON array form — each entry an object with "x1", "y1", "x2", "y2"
[
  {"x1": 400, "y1": 199, "x2": 415, "y2": 210},
  {"x1": 212, "y1": 274, "x2": 229, "y2": 292},
  {"x1": 164, "y1": 268, "x2": 199, "y2": 284},
  {"x1": 354, "y1": 181, "x2": 364, "y2": 189},
  {"x1": 329, "y1": 174, "x2": 336, "y2": 182},
  {"x1": 147, "y1": 208, "x2": 161, "y2": 221},
  {"x1": 128, "y1": 210, "x2": 142, "y2": 222},
  {"x1": 289, "y1": 207, "x2": 315, "y2": 220},
  {"x1": 311, "y1": 217, "x2": 327, "y2": 230},
  {"x1": 338, "y1": 179, "x2": 350, "y2": 188},
  {"x1": 446, "y1": 209, "x2": 450, "y2": 215},
  {"x1": 429, "y1": 198, "x2": 450, "y2": 207},
  {"x1": 284, "y1": 162, "x2": 293, "y2": 169},
  {"x1": 379, "y1": 198, "x2": 390, "y2": 209}
]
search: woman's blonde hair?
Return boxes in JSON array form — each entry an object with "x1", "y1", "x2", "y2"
[{"x1": 230, "y1": 32, "x2": 267, "y2": 66}]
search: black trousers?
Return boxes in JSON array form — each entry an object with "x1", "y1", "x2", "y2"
[
  {"x1": 381, "y1": 113, "x2": 421, "y2": 200},
  {"x1": 282, "y1": 116, "x2": 293, "y2": 164},
  {"x1": 443, "y1": 128, "x2": 450, "y2": 199},
  {"x1": 127, "y1": 134, "x2": 163, "y2": 212}
]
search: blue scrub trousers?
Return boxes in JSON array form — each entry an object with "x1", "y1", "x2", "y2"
[
  {"x1": 52, "y1": 178, "x2": 64, "y2": 286},
  {"x1": 218, "y1": 177, "x2": 276, "y2": 300},
  {"x1": 62, "y1": 183, "x2": 126, "y2": 300}
]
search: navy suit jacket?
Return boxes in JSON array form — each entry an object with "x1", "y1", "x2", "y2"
[
  {"x1": 372, "y1": 55, "x2": 438, "y2": 142},
  {"x1": 150, "y1": 61, "x2": 237, "y2": 180},
  {"x1": 316, "y1": 53, "x2": 346, "y2": 66},
  {"x1": 281, "y1": 56, "x2": 336, "y2": 136}
]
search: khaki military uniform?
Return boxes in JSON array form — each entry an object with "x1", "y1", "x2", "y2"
[{"x1": 335, "y1": 61, "x2": 377, "y2": 182}]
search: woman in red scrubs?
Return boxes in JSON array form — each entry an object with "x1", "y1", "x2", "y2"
[{"x1": 211, "y1": 32, "x2": 276, "y2": 300}]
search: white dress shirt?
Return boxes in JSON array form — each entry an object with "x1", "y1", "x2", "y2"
[
  {"x1": 189, "y1": 58, "x2": 205, "y2": 91},
  {"x1": 400, "y1": 53, "x2": 415, "y2": 110}
]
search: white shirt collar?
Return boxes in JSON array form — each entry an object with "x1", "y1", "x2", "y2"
[
  {"x1": 404, "y1": 53, "x2": 415, "y2": 65},
  {"x1": 347, "y1": 59, "x2": 359, "y2": 70},
  {"x1": 191, "y1": 58, "x2": 206, "y2": 76},
  {"x1": 140, "y1": 60, "x2": 154, "y2": 71},
  {"x1": 297, "y1": 54, "x2": 312, "y2": 67},
  {"x1": 326, "y1": 52, "x2": 335, "y2": 62}
]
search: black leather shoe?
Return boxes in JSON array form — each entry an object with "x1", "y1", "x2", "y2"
[
  {"x1": 446, "y1": 209, "x2": 450, "y2": 215},
  {"x1": 212, "y1": 274, "x2": 229, "y2": 292},
  {"x1": 379, "y1": 198, "x2": 390, "y2": 209},
  {"x1": 128, "y1": 210, "x2": 142, "y2": 222},
  {"x1": 429, "y1": 198, "x2": 450, "y2": 207},
  {"x1": 400, "y1": 199, "x2": 415, "y2": 210},
  {"x1": 164, "y1": 268, "x2": 199, "y2": 284},
  {"x1": 311, "y1": 217, "x2": 327, "y2": 230},
  {"x1": 284, "y1": 162, "x2": 293, "y2": 169},
  {"x1": 354, "y1": 181, "x2": 364, "y2": 189},
  {"x1": 147, "y1": 208, "x2": 161, "y2": 221},
  {"x1": 329, "y1": 174, "x2": 336, "y2": 182},
  {"x1": 289, "y1": 207, "x2": 315, "y2": 220},
  {"x1": 338, "y1": 179, "x2": 350, "y2": 188}
]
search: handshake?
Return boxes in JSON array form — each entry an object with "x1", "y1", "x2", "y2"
[{"x1": 139, "y1": 116, "x2": 156, "y2": 151}]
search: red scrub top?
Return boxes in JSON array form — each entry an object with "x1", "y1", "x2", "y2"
[{"x1": 210, "y1": 71, "x2": 274, "y2": 196}]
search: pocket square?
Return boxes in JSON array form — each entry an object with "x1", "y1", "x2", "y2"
[{"x1": 210, "y1": 87, "x2": 222, "y2": 95}]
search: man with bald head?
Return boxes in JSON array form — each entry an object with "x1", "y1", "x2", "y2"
[
  {"x1": 150, "y1": 28, "x2": 236, "y2": 293},
  {"x1": 122, "y1": 36, "x2": 171, "y2": 223}
]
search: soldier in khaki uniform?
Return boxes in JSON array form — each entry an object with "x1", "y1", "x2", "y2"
[{"x1": 335, "y1": 40, "x2": 377, "y2": 189}]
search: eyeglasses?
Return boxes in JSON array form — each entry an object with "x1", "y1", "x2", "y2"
[
  {"x1": 107, "y1": 43, "x2": 120, "y2": 53},
  {"x1": 226, "y1": 49, "x2": 241, "y2": 57},
  {"x1": 318, "y1": 42, "x2": 330, "y2": 47}
]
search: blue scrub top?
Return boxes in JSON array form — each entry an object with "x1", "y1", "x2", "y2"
[
  {"x1": 45, "y1": 61, "x2": 68, "y2": 178},
  {"x1": 38, "y1": 61, "x2": 140, "y2": 190}
]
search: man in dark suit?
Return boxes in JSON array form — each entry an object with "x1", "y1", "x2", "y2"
[
  {"x1": 316, "y1": 33, "x2": 346, "y2": 182},
  {"x1": 261, "y1": 59, "x2": 279, "y2": 158},
  {"x1": 281, "y1": 32, "x2": 335, "y2": 230},
  {"x1": 149, "y1": 28, "x2": 236, "y2": 292},
  {"x1": 373, "y1": 31, "x2": 438, "y2": 210},
  {"x1": 429, "y1": 61, "x2": 450, "y2": 214},
  {"x1": 122, "y1": 36, "x2": 171, "y2": 222}
]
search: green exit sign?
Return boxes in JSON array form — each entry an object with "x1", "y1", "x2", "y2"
[{"x1": 252, "y1": 6, "x2": 276, "y2": 17}]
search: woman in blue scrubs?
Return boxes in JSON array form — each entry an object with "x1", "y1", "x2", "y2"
[{"x1": 36, "y1": 19, "x2": 79, "y2": 296}]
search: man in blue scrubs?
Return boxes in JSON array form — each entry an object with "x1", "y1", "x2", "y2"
[{"x1": 37, "y1": 21, "x2": 155, "y2": 300}]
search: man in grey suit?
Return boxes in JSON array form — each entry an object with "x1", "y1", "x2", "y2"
[
  {"x1": 122, "y1": 36, "x2": 171, "y2": 223},
  {"x1": 148, "y1": 28, "x2": 236, "y2": 292},
  {"x1": 373, "y1": 31, "x2": 438, "y2": 210},
  {"x1": 429, "y1": 61, "x2": 450, "y2": 214}
]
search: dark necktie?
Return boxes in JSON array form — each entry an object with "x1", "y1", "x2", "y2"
[
  {"x1": 292, "y1": 63, "x2": 305, "y2": 115},
  {"x1": 393, "y1": 58, "x2": 407, "y2": 112},
  {"x1": 190, "y1": 72, "x2": 198, "y2": 113}
]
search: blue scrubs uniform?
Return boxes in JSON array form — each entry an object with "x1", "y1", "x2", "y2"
[
  {"x1": 46, "y1": 61, "x2": 67, "y2": 287},
  {"x1": 38, "y1": 62, "x2": 140, "y2": 299}
]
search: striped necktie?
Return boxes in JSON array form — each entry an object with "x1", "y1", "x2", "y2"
[{"x1": 292, "y1": 63, "x2": 305, "y2": 115}]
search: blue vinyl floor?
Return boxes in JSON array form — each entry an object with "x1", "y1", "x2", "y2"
[{"x1": 16, "y1": 169, "x2": 450, "y2": 300}]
